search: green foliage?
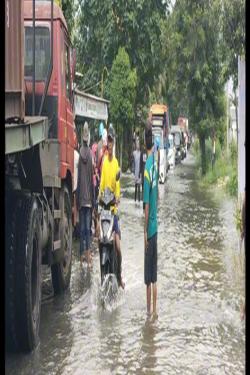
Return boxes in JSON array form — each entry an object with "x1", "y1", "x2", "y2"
[
  {"x1": 76, "y1": 0, "x2": 169, "y2": 105},
  {"x1": 106, "y1": 47, "x2": 137, "y2": 126},
  {"x1": 203, "y1": 154, "x2": 228, "y2": 185},
  {"x1": 106, "y1": 47, "x2": 137, "y2": 170},
  {"x1": 226, "y1": 169, "x2": 237, "y2": 197},
  {"x1": 192, "y1": 138, "x2": 200, "y2": 157},
  {"x1": 160, "y1": 14, "x2": 189, "y2": 123},
  {"x1": 122, "y1": 152, "x2": 130, "y2": 173},
  {"x1": 67, "y1": 0, "x2": 243, "y2": 177},
  {"x1": 193, "y1": 135, "x2": 237, "y2": 197},
  {"x1": 229, "y1": 139, "x2": 237, "y2": 163},
  {"x1": 234, "y1": 197, "x2": 243, "y2": 234},
  {"x1": 61, "y1": 0, "x2": 75, "y2": 39},
  {"x1": 205, "y1": 138, "x2": 221, "y2": 167},
  {"x1": 160, "y1": 0, "x2": 228, "y2": 174},
  {"x1": 221, "y1": 0, "x2": 245, "y2": 90}
]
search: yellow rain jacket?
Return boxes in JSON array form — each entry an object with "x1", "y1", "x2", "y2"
[{"x1": 99, "y1": 155, "x2": 120, "y2": 214}]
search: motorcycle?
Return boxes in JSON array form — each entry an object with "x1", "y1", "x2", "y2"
[{"x1": 98, "y1": 187, "x2": 120, "y2": 304}]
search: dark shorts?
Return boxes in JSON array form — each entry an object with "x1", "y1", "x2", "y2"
[{"x1": 144, "y1": 233, "x2": 157, "y2": 285}]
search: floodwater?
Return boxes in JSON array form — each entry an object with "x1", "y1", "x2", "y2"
[{"x1": 5, "y1": 153, "x2": 245, "y2": 374}]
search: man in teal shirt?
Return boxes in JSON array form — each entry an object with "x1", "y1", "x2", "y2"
[{"x1": 143, "y1": 119, "x2": 158, "y2": 318}]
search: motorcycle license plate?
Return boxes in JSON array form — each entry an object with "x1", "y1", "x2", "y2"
[{"x1": 102, "y1": 210, "x2": 112, "y2": 220}]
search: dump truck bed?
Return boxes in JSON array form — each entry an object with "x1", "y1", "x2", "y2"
[{"x1": 5, "y1": 116, "x2": 48, "y2": 155}]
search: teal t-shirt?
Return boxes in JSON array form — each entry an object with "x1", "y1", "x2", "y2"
[{"x1": 143, "y1": 152, "x2": 158, "y2": 238}]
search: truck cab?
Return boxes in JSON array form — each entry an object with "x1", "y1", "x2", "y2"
[
  {"x1": 149, "y1": 104, "x2": 170, "y2": 183},
  {"x1": 24, "y1": 0, "x2": 75, "y2": 188}
]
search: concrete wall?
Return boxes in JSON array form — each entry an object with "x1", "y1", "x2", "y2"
[{"x1": 238, "y1": 56, "x2": 245, "y2": 198}]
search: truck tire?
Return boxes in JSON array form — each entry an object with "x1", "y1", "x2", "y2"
[
  {"x1": 51, "y1": 185, "x2": 72, "y2": 293},
  {"x1": 6, "y1": 195, "x2": 42, "y2": 352}
]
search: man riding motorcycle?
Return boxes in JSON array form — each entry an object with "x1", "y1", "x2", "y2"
[{"x1": 98, "y1": 126, "x2": 125, "y2": 289}]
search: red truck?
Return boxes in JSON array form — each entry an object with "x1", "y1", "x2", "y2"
[{"x1": 5, "y1": 0, "x2": 76, "y2": 352}]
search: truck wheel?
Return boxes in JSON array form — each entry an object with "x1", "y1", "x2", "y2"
[
  {"x1": 51, "y1": 185, "x2": 72, "y2": 293},
  {"x1": 6, "y1": 196, "x2": 42, "y2": 352}
]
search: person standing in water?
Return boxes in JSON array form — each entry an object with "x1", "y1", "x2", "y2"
[
  {"x1": 76, "y1": 122, "x2": 94, "y2": 269},
  {"x1": 143, "y1": 119, "x2": 158, "y2": 318}
]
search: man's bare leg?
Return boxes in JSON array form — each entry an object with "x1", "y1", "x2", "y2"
[
  {"x1": 147, "y1": 284, "x2": 151, "y2": 316},
  {"x1": 152, "y1": 283, "x2": 157, "y2": 317}
]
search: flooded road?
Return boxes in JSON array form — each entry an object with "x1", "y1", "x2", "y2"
[{"x1": 5, "y1": 153, "x2": 245, "y2": 374}]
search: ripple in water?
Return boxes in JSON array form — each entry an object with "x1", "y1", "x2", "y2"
[{"x1": 5, "y1": 153, "x2": 245, "y2": 375}]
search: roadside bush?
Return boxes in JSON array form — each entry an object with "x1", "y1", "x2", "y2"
[
  {"x1": 192, "y1": 138, "x2": 201, "y2": 171},
  {"x1": 190, "y1": 136, "x2": 237, "y2": 197},
  {"x1": 229, "y1": 140, "x2": 237, "y2": 163},
  {"x1": 234, "y1": 195, "x2": 243, "y2": 234},
  {"x1": 192, "y1": 138, "x2": 200, "y2": 156},
  {"x1": 192, "y1": 137, "x2": 222, "y2": 171},
  {"x1": 226, "y1": 168, "x2": 238, "y2": 196},
  {"x1": 206, "y1": 138, "x2": 223, "y2": 165},
  {"x1": 205, "y1": 138, "x2": 213, "y2": 171},
  {"x1": 203, "y1": 152, "x2": 228, "y2": 185}
]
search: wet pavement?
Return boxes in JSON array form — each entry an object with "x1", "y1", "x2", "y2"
[{"x1": 5, "y1": 153, "x2": 245, "y2": 374}]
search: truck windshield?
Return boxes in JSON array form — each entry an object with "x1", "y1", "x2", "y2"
[
  {"x1": 24, "y1": 26, "x2": 50, "y2": 81},
  {"x1": 152, "y1": 118, "x2": 163, "y2": 127}
]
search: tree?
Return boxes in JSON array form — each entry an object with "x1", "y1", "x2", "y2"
[
  {"x1": 221, "y1": 0, "x2": 245, "y2": 90},
  {"x1": 106, "y1": 47, "x2": 137, "y2": 171},
  {"x1": 61, "y1": 0, "x2": 75, "y2": 39},
  {"x1": 76, "y1": 0, "x2": 169, "y2": 106},
  {"x1": 160, "y1": 13, "x2": 189, "y2": 123},
  {"x1": 160, "y1": 0, "x2": 227, "y2": 174},
  {"x1": 221, "y1": 0, "x2": 245, "y2": 144}
]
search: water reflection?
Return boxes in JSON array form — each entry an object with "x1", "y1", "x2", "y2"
[
  {"x1": 97, "y1": 309, "x2": 123, "y2": 373},
  {"x1": 5, "y1": 290, "x2": 74, "y2": 375},
  {"x1": 5, "y1": 154, "x2": 245, "y2": 375},
  {"x1": 138, "y1": 318, "x2": 158, "y2": 373}
]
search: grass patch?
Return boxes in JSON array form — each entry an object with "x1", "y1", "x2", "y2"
[{"x1": 192, "y1": 137, "x2": 237, "y2": 197}]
